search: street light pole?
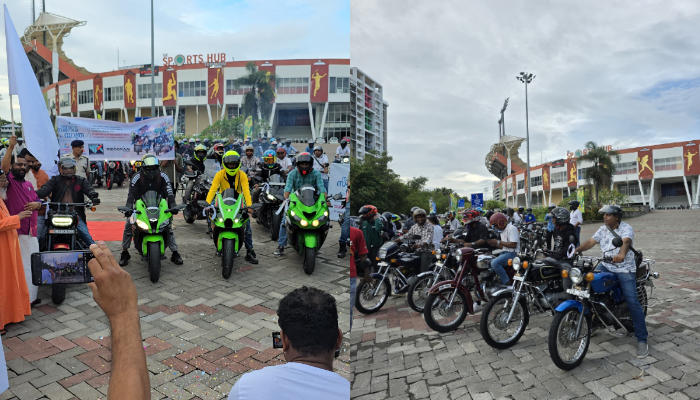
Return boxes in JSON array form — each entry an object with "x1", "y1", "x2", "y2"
[
  {"x1": 517, "y1": 72, "x2": 535, "y2": 208},
  {"x1": 150, "y1": 0, "x2": 155, "y2": 118}
]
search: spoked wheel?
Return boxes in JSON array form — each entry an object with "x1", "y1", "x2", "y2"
[
  {"x1": 407, "y1": 274, "x2": 436, "y2": 313},
  {"x1": 355, "y1": 278, "x2": 391, "y2": 314},
  {"x1": 147, "y1": 242, "x2": 162, "y2": 283},
  {"x1": 51, "y1": 284, "x2": 66, "y2": 304},
  {"x1": 548, "y1": 308, "x2": 591, "y2": 370},
  {"x1": 221, "y1": 239, "x2": 235, "y2": 279},
  {"x1": 480, "y1": 292, "x2": 529, "y2": 349},
  {"x1": 424, "y1": 288, "x2": 469, "y2": 332},
  {"x1": 303, "y1": 247, "x2": 316, "y2": 275}
]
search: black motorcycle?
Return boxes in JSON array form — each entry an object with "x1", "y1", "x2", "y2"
[
  {"x1": 89, "y1": 161, "x2": 103, "y2": 187},
  {"x1": 254, "y1": 174, "x2": 286, "y2": 240},
  {"x1": 106, "y1": 161, "x2": 125, "y2": 190},
  {"x1": 43, "y1": 199, "x2": 99, "y2": 304},
  {"x1": 181, "y1": 159, "x2": 216, "y2": 224}
]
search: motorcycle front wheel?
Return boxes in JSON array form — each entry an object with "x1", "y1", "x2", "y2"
[
  {"x1": 548, "y1": 307, "x2": 591, "y2": 370},
  {"x1": 480, "y1": 292, "x2": 529, "y2": 349},
  {"x1": 303, "y1": 247, "x2": 316, "y2": 275},
  {"x1": 222, "y1": 239, "x2": 235, "y2": 279},
  {"x1": 424, "y1": 288, "x2": 469, "y2": 332},
  {"x1": 355, "y1": 278, "x2": 391, "y2": 314},
  {"x1": 107, "y1": 173, "x2": 113, "y2": 190},
  {"x1": 148, "y1": 242, "x2": 162, "y2": 283},
  {"x1": 51, "y1": 284, "x2": 66, "y2": 305},
  {"x1": 270, "y1": 211, "x2": 283, "y2": 241},
  {"x1": 183, "y1": 204, "x2": 196, "y2": 224},
  {"x1": 406, "y1": 274, "x2": 436, "y2": 313}
]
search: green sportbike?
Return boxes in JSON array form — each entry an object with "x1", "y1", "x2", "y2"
[
  {"x1": 198, "y1": 191, "x2": 259, "y2": 279},
  {"x1": 118, "y1": 191, "x2": 185, "y2": 283},
  {"x1": 285, "y1": 185, "x2": 342, "y2": 274}
]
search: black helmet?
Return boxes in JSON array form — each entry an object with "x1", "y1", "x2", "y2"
[
  {"x1": 295, "y1": 152, "x2": 313, "y2": 175},
  {"x1": 313, "y1": 145, "x2": 323, "y2": 153},
  {"x1": 568, "y1": 200, "x2": 580, "y2": 210},
  {"x1": 552, "y1": 207, "x2": 571, "y2": 226},
  {"x1": 484, "y1": 210, "x2": 494, "y2": 220},
  {"x1": 340, "y1": 139, "x2": 348, "y2": 147},
  {"x1": 308, "y1": 139, "x2": 315, "y2": 146},
  {"x1": 141, "y1": 154, "x2": 160, "y2": 179},
  {"x1": 518, "y1": 206, "x2": 524, "y2": 211},
  {"x1": 58, "y1": 158, "x2": 76, "y2": 178},
  {"x1": 526, "y1": 207, "x2": 532, "y2": 212},
  {"x1": 410, "y1": 206, "x2": 419, "y2": 214},
  {"x1": 506, "y1": 207, "x2": 514, "y2": 215},
  {"x1": 382, "y1": 211, "x2": 393, "y2": 221},
  {"x1": 285, "y1": 139, "x2": 292, "y2": 146},
  {"x1": 203, "y1": 139, "x2": 211, "y2": 148},
  {"x1": 599, "y1": 204, "x2": 623, "y2": 221}
]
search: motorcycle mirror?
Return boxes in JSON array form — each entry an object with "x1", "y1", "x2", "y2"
[
  {"x1": 331, "y1": 193, "x2": 343, "y2": 200},
  {"x1": 612, "y1": 237, "x2": 623, "y2": 248},
  {"x1": 250, "y1": 203, "x2": 262, "y2": 210},
  {"x1": 569, "y1": 235, "x2": 576, "y2": 245},
  {"x1": 117, "y1": 206, "x2": 131, "y2": 212},
  {"x1": 197, "y1": 200, "x2": 210, "y2": 208}
]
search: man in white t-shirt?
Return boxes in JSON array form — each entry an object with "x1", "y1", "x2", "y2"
[
  {"x1": 335, "y1": 140, "x2": 350, "y2": 161},
  {"x1": 428, "y1": 215, "x2": 443, "y2": 250},
  {"x1": 486, "y1": 212, "x2": 520, "y2": 285},
  {"x1": 568, "y1": 200, "x2": 583, "y2": 246},
  {"x1": 275, "y1": 147, "x2": 293, "y2": 174},
  {"x1": 228, "y1": 286, "x2": 349, "y2": 400},
  {"x1": 311, "y1": 146, "x2": 330, "y2": 192}
]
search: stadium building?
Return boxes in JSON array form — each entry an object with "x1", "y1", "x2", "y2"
[
  {"x1": 486, "y1": 136, "x2": 700, "y2": 209},
  {"x1": 22, "y1": 12, "x2": 351, "y2": 142}
]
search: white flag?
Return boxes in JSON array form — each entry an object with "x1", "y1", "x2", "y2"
[{"x1": 4, "y1": 5, "x2": 60, "y2": 175}]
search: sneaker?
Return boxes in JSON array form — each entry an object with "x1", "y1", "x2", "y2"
[
  {"x1": 636, "y1": 342, "x2": 649, "y2": 358},
  {"x1": 119, "y1": 251, "x2": 131, "y2": 266},
  {"x1": 171, "y1": 251, "x2": 183, "y2": 265},
  {"x1": 472, "y1": 303, "x2": 483, "y2": 313},
  {"x1": 274, "y1": 246, "x2": 284, "y2": 256},
  {"x1": 246, "y1": 250, "x2": 259, "y2": 265}
]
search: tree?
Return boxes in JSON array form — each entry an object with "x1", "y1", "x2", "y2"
[
  {"x1": 232, "y1": 62, "x2": 278, "y2": 137},
  {"x1": 576, "y1": 141, "x2": 620, "y2": 206},
  {"x1": 201, "y1": 116, "x2": 243, "y2": 139}
]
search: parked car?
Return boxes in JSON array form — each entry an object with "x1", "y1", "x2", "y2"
[
  {"x1": 342, "y1": 136, "x2": 352, "y2": 143},
  {"x1": 315, "y1": 137, "x2": 326, "y2": 144},
  {"x1": 329, "y1": 137, "x2": 339, "y2": 144}
]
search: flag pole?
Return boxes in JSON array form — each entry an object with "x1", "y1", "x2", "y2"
[{"x1": 9, "y1": 94, "x2": 15, "y2": 137}]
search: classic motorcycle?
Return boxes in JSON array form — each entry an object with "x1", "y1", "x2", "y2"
[
  {"x1": 89, "y1": 161, "x2": 103, "y2": 187},
  {"x1": 105, "y1": 160, "x2": 125, "y2": 190},
  {"x1": 354, "y1": 235, "x2": 425, "y2": 314},
  {"x1": 117, "y1": 191, "x2": 185, "y2": 283},
  {"x1": 128, "y1": 160, "x2": 142, "y2": 181},
  {"x1": 547, "y1": 238, "x2": 658, "y2": 370},
  {"x1": 43, "y1": 199, "x2": 100, "y2": 304},
  {"x1": 284, "y1": 185, "x2": 333, "y2": 275},
  {"x1": 423, "y1": 247, "x2": 508, "y2": 333},
  {"x1": 254, "y1": 174, "x2": 286, "y2": 240}
]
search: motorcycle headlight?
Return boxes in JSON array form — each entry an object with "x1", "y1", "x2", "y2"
[
  {"x1": 324, "y1": 210, "x2": 329, "y2": 217},
  {"x1": 51, "y1": 216, "x2": 73, "y2": 227},
  {"x1": 312, "y1": 220, "x2": 319, "y2": 227},
  {"x1": 512, "y1": 257, "x2": 521, "y2": 271},
  {"x1": 267, "y1": 194, "x2": 275, "y2": 200},
  {"x1": 109, "y1": 162, "x2": 116, "y2": 168},
  {"x1": 377, "y1": 248, "x2": 387, "y2": 259},
  {"x1": 455, "y1": 251, "x2": 463, "y2": 262},
  {"x1": 136, "y1": 219, "x2": 150, "y2": 230},
  {"x1": 301, "y1": 219, "x2": 308, "y2": 227},
  {"x1": 571, "y1": 268, "x2": 583, "y2": 284},
  {"x1": 149, "y1": 218, "x2": 158, "y2": 222},
  {"x1": 290, "y1": 210, "x2": 296, "y2": 217},
  {"x1": 234, "y1": 218, "x2": 240, "y2": 224}
]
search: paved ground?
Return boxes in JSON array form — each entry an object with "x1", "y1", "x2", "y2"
[
  {"x1": 1, "y1": 182, "x2": 350, "y2": 400},
  {"x1": 350, "y1": 210, "x2": 700, "y2": 400}
]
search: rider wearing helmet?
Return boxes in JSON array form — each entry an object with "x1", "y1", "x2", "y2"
[
  {"x1": 187, "y1": 144, "x2": 208, "y2": 174},
  {"x1": 205, "y1": 151, "x2": 257, "y2": 264},
  {"x1": 568, "y1": 200, "x2": 583, "y2": 246},
  {"x1": 275, "y1": 147, "x2": 293, "y2": 174},
  {"x1": 251, "y1": 149, "x2": 286, "y2": 205},
  {"x1": 209, "y1": 143, "x2": 226, "y2": 164},
  {"x1": 202, "y1": 138, "x2": 211, "y2": 149},
  {"x1": 274, "y1": 152, "x2": 327, "y2": 255},
  {"x1": 523, "y1": 207, "x2": 536, "y2": 225},
  {"x1": 391, "y1": 214, "x2": 402, "y2": 231},
  {"x1": 304, "y1": 140, "x2": 315, "y2": 154},
  {"x1": 446, "y1": 211, "x2": 461, "y2": 231},
  {"x1": 358, "y1": 205, "x2": 382, "y2": 270},
  {"x1": 311, "y1": 146, "x2": 330, "y2": 192},
  {"x1": 335, "y1": 139, "x2": 350, "y2": 162},
  {"x1": 575, "y1": 204, "x2": 648, "y2": 358},
  {"x1": 241, "y1": 145, "x2": 260, "y2": 176},
  {"x1": 514, "y1": 206, "x2": 524, "y2": 224},
  {"x1": 543, "y1": 207, "x2": 577, "y2": 293},
  {"x1": 444, "y1": 210, "x2": 488, "y2": 249},
  {"x1": 119, "y1": 154, "x2": 182, "y2": 266},
  {"x1": 381, "y1": 212, "x2": 395, "y2": 234},
  {"x1": 397, "y1": 208, "x2": 434, "y2": 274},
  {"x1": 280, "y1": 140, "x2": 297, "y2": 156},
  {"x1": 35, "y1": 157, "x2": 100, "y2": 248},
  {"x1": 544, "y1": 203, "x2": 556, "y2": 249},
  {"x1": 486, "y1": 212, "x2": 519, "y2": 285},
  {"x1": 402, "y1": 206, "x2": 420, "y2": 233}
]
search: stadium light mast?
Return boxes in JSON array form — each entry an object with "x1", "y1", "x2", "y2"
[
  {"x1": 516, "y1": 72, "x2": 535, "y2": 208},
  {"x1": 150, "y1": 0, "x2": 155, "y2": 118}
]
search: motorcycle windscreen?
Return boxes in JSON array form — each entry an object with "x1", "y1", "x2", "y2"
[
  {"x1": 141, "y1": 191, "x2": 162, "y2": 219},
  {"x1": 295, "y1": 185, "x2": 318, "y2": 207},
  {"x1": 204, "y1": 158, "x2": 221, "y2": 179},
  {"x1": 221, "y1": 188, "x2": 239, "y2": 206},
  {"x1": 269, "y1": 174, "x2": 285, "y2": 195}
]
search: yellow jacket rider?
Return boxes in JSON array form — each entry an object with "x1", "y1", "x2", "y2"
[{"x1": 206, "y1": 151, "x2": 258, "y2": 264}]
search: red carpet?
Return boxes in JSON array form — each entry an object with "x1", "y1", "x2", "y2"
[{"x1": 87, "y1": 221, "x2": 125, "y2": 242}]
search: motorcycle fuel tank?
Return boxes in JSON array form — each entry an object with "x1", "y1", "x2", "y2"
[
  {"x1": 377, "y1": 241, "x2": 398, "y2": 260},
  {"x1": 590, "y1": 271, "x2": 619, "y2": 293}
]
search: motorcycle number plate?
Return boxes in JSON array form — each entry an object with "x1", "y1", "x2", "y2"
[
  {"x1": 50, "y1": 229, "x2": 75, "y2": 234},
  {"x1": 438, "y1": 284, "x2": 452, "y2": 291},
  {"x1": 513, "y1": 275, "x2": 524, "y2": 282},
  {"x1": 566, "y1": 288, "x2": 590, "y2": 299}
]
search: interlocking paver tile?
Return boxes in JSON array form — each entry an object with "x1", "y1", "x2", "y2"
[{"x1": 350, "y1": 210, "x2": 700, "y2": 399}]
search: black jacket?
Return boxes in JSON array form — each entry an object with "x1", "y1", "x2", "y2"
[
  {"x1": 188, "y1": 157, "x2": 206, "y2": 174},
  {"x1": 126, "y1": 172, "x2": 175, "y2": 208},
  {"x1": 36, "y1": 175, "x2": 98, "y2": 219},
  {"x1": 464, "y1": 222, "x2": 490, "y2": 248},
  {"x1": 551, "y1": 223, "x2": 577, "y2": 261},
  {"x1": 254, "y1": 162, "x2": 286, "y2": 181}
]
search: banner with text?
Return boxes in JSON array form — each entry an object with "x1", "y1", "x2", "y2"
[
  {"x1": 57, "y1": 116, "x2": 175, "y2": 161},
  {"x1": 328, "y1": 162, "x2": 349, "y2": 221}
]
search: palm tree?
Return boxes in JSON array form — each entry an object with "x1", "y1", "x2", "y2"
[
  {"x1": 577, "y1": 141, "x2": 620, "y2": 206},
  {"x1": 232, "y1": 62, "x2": 278, "y2": 137}
]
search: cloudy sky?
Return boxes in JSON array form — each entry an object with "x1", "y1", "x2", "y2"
[
  {"x1": 351, "y1": 0, "x2": 700, "y2": 198},
  {"x1": 0, "y1": 0, "x2": 349, "y2": 122}
]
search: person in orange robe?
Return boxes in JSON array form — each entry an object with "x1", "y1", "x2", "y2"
[{"x1": 0, "y1": 170, "x2": 32, "y2": 334}]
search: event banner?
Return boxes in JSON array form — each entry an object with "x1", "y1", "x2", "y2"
[
  {"x1": 327, "y1": 162, "x2": 349, "y2": 221},
  {"x1": 56, "y1": 116, "x2": 175, "y2": 161}
]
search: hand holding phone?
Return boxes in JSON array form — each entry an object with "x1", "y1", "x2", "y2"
[
  {"x1": 32, "y1": 251, "x2": 94, "y2": 285},
  {"x1": 87, "y1": 242, "x2": 139, "y2": 320}
]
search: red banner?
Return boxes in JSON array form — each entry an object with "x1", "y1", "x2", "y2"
[
  {"x1": 567, "y1": 160, "x2": 578, "y2": 188},
  {"x1": 512, "y1": 175, "x2": 516, "y2": 197},
  {"x1": 70, "y1": 80, "x2": 78, "y2": 113},
  {"x1": 684, "y1": 143, "x2": 700, "y2": 176},
  {"x1": 258, "y1": 64, "x2": 276, "y2": 103},
  {"x1": 207, "y1": 67, "x2": 223, "y2": 105},
  {"x1": 162, "y1": 69, "x2": 177, "y2": 106},
  {"x1": 543, "y1": 165, "x2": 551, "y2": 191},
  {"x1": 309, "y1": 63, "x2": 328, "y2": 103},
  {"x1": 124, "y1": 71, "x2": 136, "y2": 108},
  {"x1": 93, "y1": 75, "x2": 103, "y2": 111},
  {"x1": 637, "y1": 149, "x2": 654, "y2": 180},
  {"x1": 55, "y1": 88, "x2": 59, "y2": 116}
]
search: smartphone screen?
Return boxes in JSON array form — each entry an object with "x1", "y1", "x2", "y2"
[
  {"x1": 272, "y1": 332, "x2": 283, "y2": 349},
  {"x1": 31, "y1": 251, "x2": 94, "y2": 285}
]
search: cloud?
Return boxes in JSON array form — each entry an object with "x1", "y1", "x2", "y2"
[
  {"x1": 351, "y1": 0, "x2": 700, "y2": 198},
  {"x1": 0, "y1": 0, "x2": 349, "y2": 122}
]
